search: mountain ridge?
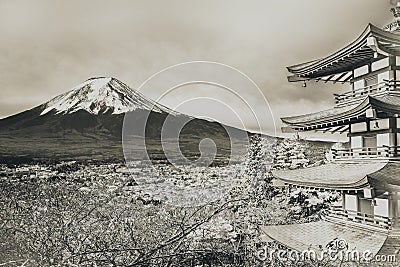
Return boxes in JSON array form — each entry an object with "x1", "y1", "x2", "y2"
[
  {"x1": 0, "y1": 77, "x2": 246, "y2": 163},
  {"x1": 39, "y1": 77, "x2": 178, "y2": 116}
]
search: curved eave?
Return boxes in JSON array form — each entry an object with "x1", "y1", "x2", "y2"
[
  {"x1": 272, "y1": 161, "x2": 389, "y2": 190},
  {"x1": 367, "y1": 162, "x2": 400, "y2": 191},
  {"x1": 276, "y1": 176, "x2": 369, "y2": 190},
  {"x1": 287, "y1": 24, "x2": 400, "y2": 80},
  {"x1": 281, "y1": 93, "x2": 400, "y2": 130},
  {"x1": 260, "y1": 221, "x2": 388, "y2": 259},
  {"x1": 273, "y1": 161, "x2": 400, "y2": 192}
]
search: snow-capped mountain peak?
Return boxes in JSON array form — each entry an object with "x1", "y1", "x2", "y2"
[{"x1": 40, "y1": 77, "x2": 172, "y2": 116}]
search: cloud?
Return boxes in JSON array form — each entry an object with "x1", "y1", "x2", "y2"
[{"x1": 0, "y1": 0, "x2": 394, "y2": 137}]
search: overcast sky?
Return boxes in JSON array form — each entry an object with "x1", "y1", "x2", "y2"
[{"x1": 0, "y1": 0, "x2": 395, "y2": 140}]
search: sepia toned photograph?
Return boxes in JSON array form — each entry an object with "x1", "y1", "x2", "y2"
[{"x1": 0, "y1": 1, "x2": 400, "y2": 266}]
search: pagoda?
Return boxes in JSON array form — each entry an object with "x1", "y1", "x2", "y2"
[{"x1": 262, "y1": 3, "x2": 400, "y2": 262}]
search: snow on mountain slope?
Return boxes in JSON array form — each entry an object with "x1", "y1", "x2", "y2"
[{"x1": 40, "y1": 77, "x2": 175, "y2": 116}]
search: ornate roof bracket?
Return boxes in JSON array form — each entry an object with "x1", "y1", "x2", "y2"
[{"x1": 367, "y1": 36, "x2": 390, "y2": 57}]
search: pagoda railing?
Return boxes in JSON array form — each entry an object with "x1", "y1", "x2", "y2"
[
  {"x1": 334, "y1": 80, "x2": 400, "y2": 107},
  {"x1": 331, "y1": 145, "x2": 399, "y2": 160},
  {"x1": 327, "y1": 206, "x2": 392, "y2": 230}
]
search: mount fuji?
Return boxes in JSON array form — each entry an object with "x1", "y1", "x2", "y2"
[
  {"x1": 0, "y1": 77, "x2": 245, "y2": 163},
  {"x1": 40, "y1": 77, "x2": 176, "y2": 116}
]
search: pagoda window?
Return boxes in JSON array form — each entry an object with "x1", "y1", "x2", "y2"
[
  {"x1": 350, "y1": 122, "x2": 367, "y2": 133},
  {"x1": 370, "y1": 118, "x2": 390, "y2": 131},
  {"x1": 353, "y1": 79, "x2": 365, "y2": 90},
  {"x1": 363, "y1": 135, "x2": 377, "y2": 149},
  {"x1": 359, "y1": 198, "x2": 373, "y2": 215},
  {"x1": 396, "y1": 118, "x2": 400, "y2": 127},
  {"x1": 354, "y1": 65, "x2": 369, "y2": 78},
  {"x1": 377, "y1": 71, "x2": 389, "y2": 84},
  {"x1": 345, "y1": 194, "x2": 358, "y2": 212},
  {"x1": 396, "y1": 70, "x2": 400, "y2": 80},
  {"x1": 363, "y1": 187, "x2": 375, "y2": 199},
  {"x1": 377, "y1": 133, "x2": 390, "y2": 147},
  {"x1": 351, "y1": 136, "x2": 363, "y2": 149},
  {"x1": 372, "y1": 58, "x2": 389, "y2": 72},
  {"x1": 374, "y1": 198, "x2": 389, "y2": 218},
  {"x1": 396, "y1": 56, "x2": 400, "y2": 65}
]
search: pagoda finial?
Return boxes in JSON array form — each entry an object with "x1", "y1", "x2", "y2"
[{"x1": 384, "y1": 1, "x2": 400, "y2": 32}]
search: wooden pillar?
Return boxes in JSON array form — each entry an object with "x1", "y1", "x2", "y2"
[
  {"x1": 342, "y1": 192, "x2": 346, "y2": 210},
  {"x1": 389, "y1": 55, "x2": 396, "y2": 81},
  {"x1": 348, "y1": 123, "x2": 352, "y2": 146},
  {"x1": 389, "y1": 193, "x2": 400, "y2": 229},
  {"x1": 390, "y1": 117, "x2": 398, "y2": 157}
]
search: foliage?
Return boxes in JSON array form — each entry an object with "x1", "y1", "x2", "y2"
[
  {"x1": 287, "y1": 189, "x2": 340, "y2": 218},
  {"x1": 0, "y1": 136, "x2": 342, "y2": 266},
  {"x1": 0, "y1": 177, "x2": 248, "y2": 266}
]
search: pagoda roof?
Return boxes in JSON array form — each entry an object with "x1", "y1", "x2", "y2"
[
  {"x1": 272, "y1": 161, "x2": 388, "y2": 190},
  {"x1": 287, "y1": 24, "x2": 400, "y2": 82},
  {"x1": 281, "y1": 93, "x2": 400, "y2": 131},
  {"x1": 368, "y1": 162, "x2": 400, "y2": 191},
  {"x1": 273, "y1": 161, "x2": 400, "y2": 191},
  {"x1": 260, "y1": 221, "x2": 388, "y2": 259}
]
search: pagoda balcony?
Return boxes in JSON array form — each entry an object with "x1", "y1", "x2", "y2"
[
  {"x1": 326, "y1": 205, "x2": 393, "y2": 230},
  {"x1": 331, "y1": 145, "x2": 399, "y2": 160},
  {"x1": 334, "y1": 80, "x2": 400, "y2": 107}
]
